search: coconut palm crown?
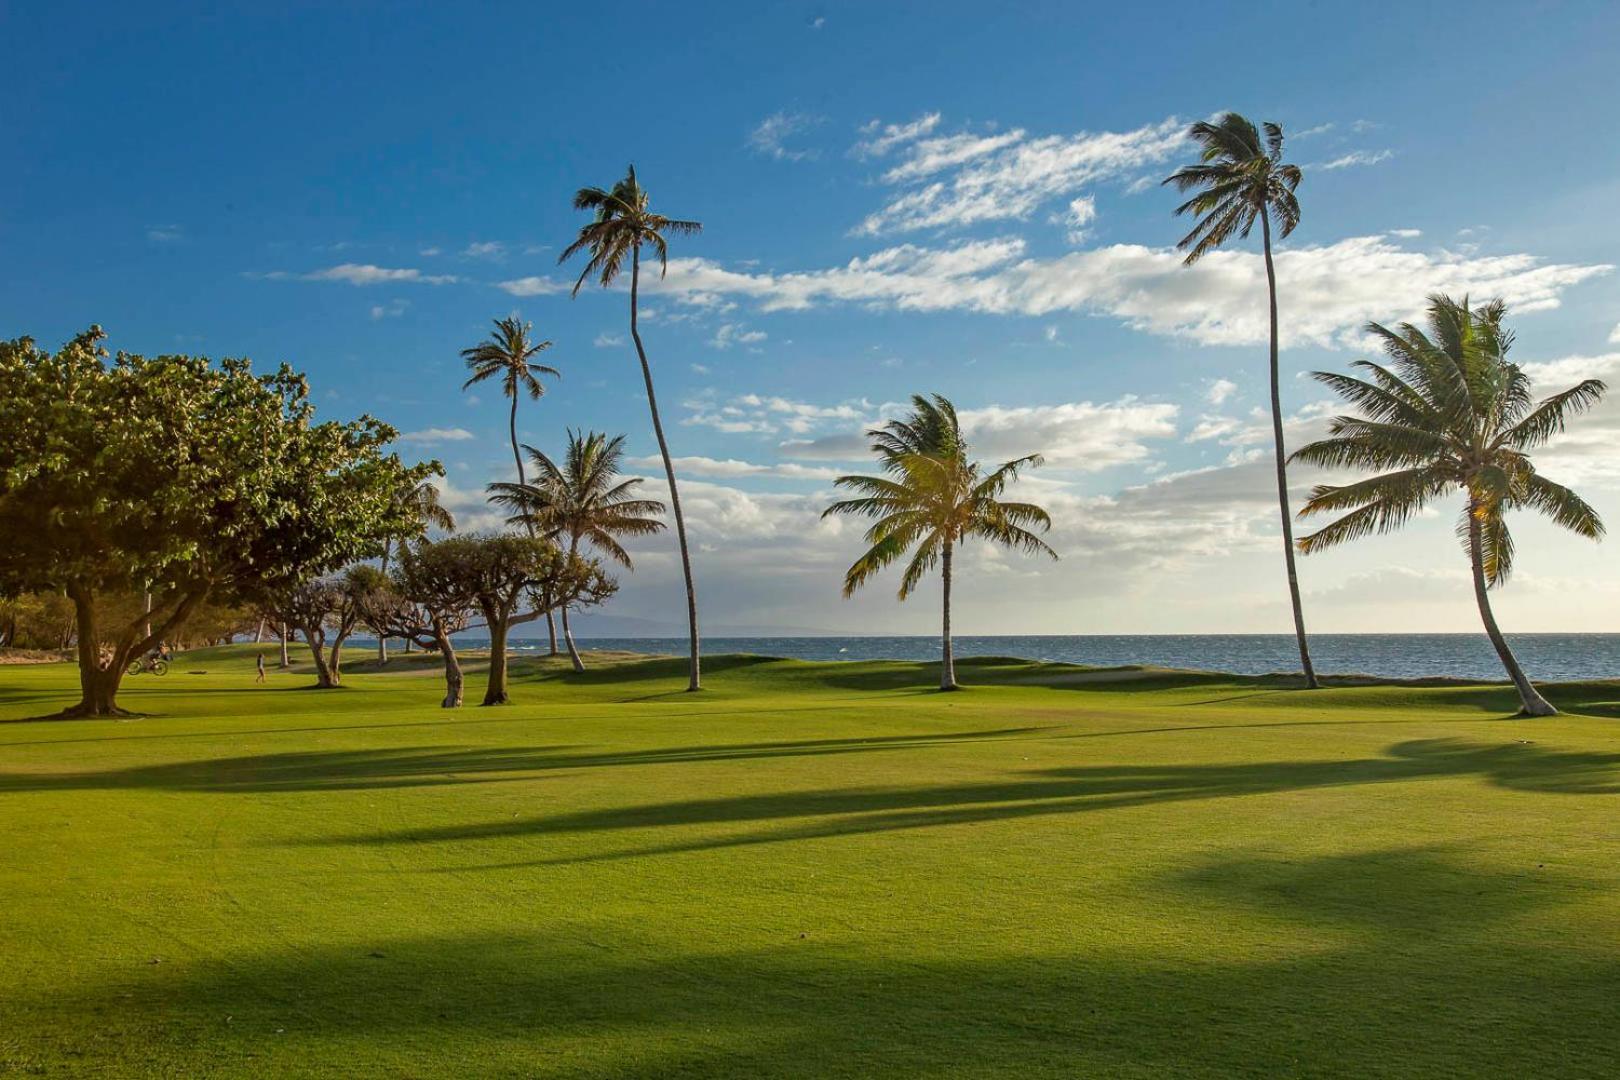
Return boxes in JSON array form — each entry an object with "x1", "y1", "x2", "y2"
[
  {"x1": 1291, "y1": 294, "x2": 1605, "y2": 716},
  {"x1": 823, "y1": 395, "x2": 1056, "y2": 690},
  {"x1": 460, "y1": 316, "x2": 561, "y2": 488}
]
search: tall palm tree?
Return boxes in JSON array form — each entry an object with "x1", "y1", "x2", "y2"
[
  {"x1": 461, "y1": 315, "x2": 562, "y2": 652},
  {"x1": 823, "y1": 395, "x2": 1057, "y2": 691},
  {"x1": 488, "y1": 430, "x2": 666, "y2": 672},
  {"x1": 561, "y1": 165, "x2": 704, "y2": 691},
  {"x1": 377, "y1": 479, "x2": 456, "y2": 663},
  {"x1": 1291, "y1": 295, "x2": 1605, "y2": 716},
  {"x1": 1164, "y1": 112, "x2": 1318, "y2": 688}
]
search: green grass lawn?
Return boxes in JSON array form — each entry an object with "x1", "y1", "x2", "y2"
[{"x1": 2, "y1": 646, "x2": 1619, "y2": 1077}]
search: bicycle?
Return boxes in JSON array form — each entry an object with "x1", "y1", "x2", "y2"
[{"x1": 127, "y1": 655, "x2": 170, "y2": 676}]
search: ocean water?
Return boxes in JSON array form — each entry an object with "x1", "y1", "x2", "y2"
[{"x1": 456, "y1": 633, "x2": 1620, "y2": 683}]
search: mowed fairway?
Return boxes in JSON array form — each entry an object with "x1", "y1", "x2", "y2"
[{"x1": 2, "y1": 647, "x2": 1619, "y2": 1078}]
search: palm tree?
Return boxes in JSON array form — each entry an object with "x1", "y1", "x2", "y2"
[
  {"x1": 1164, "y1": 112, "x2": 1318, "y2": 688},
  {"x1": 377, "y1": 479, "x2": 456, "y2": 663},
  {"x1": 1291, "y1": 295, "x2": 1605, "y2": 716},
  {"x1": 561, "y1": 165, "x2": 704, "y2": 691},
  {"x1": 823, "y1": 395, "x2": 1057, "y2": 690},
  {"x1": 461, "y1": 315, "x2": 563, "y2": 652},
  {"x1": 488, "y1": 430, "x2": 666, "y2": 672}
]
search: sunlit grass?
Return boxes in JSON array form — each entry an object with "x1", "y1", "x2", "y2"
[{"x1": 2, "y1": 646, "x2": 1618, "y2": 1076}]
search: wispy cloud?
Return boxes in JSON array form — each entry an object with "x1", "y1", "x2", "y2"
[
  {"x1": 399, "y1": 427, "x2": 475, "y2": 443},
  {"x1": 710, "y1": 323, "x2": 767, "y2": 349},
  {"x1": 852, "y1": 113, "x2": 942, "y2": 159},
  {"x1": 749, "y1": 111, "x2": 824, "y2": 161},
  {"x1": 146, "y1": 224, "x2": 183, "y2": 243},
  {"x1": 461, "y1": 240, "x2": 506, "y2": 259},
  {"x1": 628, "y1": 455, "x2": 841, "y2": 481},
  {"x1": 369, "y1": 299, "x2": 409, "y2": 320},
  {"x1": 1205, "y1": 378, "x2": 1238, "y2": 406},
  {"x1": 496, "y1": 275, "x2": 567, "y2": 297},
  {"x1": 594, "y1": 332, "x2": 625, "y2": 348},
  {"x1": 853, "y1": 115, "x2": 1186, "y2": 235},
  {"x1": 1315, "y1": 149, "x2": 1394, "y2": 170},
  {"x1": 648, "y1": 233, "x2": 1610, "y2": 349},
  {"x1": 254, "y1": 263, "x2": 459, "y2": 286}
]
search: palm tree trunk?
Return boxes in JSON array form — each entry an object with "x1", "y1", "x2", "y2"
[
  {"x1": 561, "y1": 535, "x2": 586, "y2": 673},
  {"x1": 1260, "y1": 209, "x2": 1318, "y2": 689},
  {"x1": 940, "y1": 540, "x2": 958, "y2": 691},
  {"x1": 630, "y1": 243, "x2": 701, "y2": 692},
  {"x1": 1468, "y1": 506, "x2": 1556, "y2": 716}
]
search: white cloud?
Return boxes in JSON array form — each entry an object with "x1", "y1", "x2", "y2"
[
  {"x1": 1186, "y1": 415, "x2": 1244, "y2": 443},
  {"x1": 1389, "y1": 228, "x2": 1423, "y2": 239},
  {"x1": 1062, "y1": 196, "x2": 1097, "y2": 244},
  {"x1": 594, "y1": 332, "x2": 625, "y2": 348},
  {"x1": 1205, "y1": 378, "x2": 1238, "y2": 405},
  {"x1": 710, "y1": 323, "x2": 768, "y2": 349},
  {"x1": 257, "y1": 264, "x2": 459, "y2": 286},
  {"x1": 369, "y1": 299, "x2": 409, "y2": 320},
  {"x1": 854, "y1": 116, "x2": 1185, "y2": 235},
  {"x1": 1293, "y1": 122, "x2": 1335, "y2": 139},
  {"x1": 647, "y1": 233, "x2": 1611, "y2": 349},
  {"x1": 461, "y1": 240, "x2": 506, "y2": 259},
  {"x1": 399, "y1": 427, "x2": 475, "y2": 443},
  {"x1": 686, "y1": 393, "x2": 869, "y2": 436},
  {"x1": 147, "y1": 224, "x2": 183, "y2": 243},
  {"x1": 628, "y1": 455, "x2": 843, "y2": 481},
  {"x1": 1315, "y1": 149, "x2": 1394, "y2": 170},
  {"x1": 749, "y1": 111, "x2": 824, "y2": 161},
  {"x1": 419, "y1": 246, "x2": 442, "y2": 257},
  {"x1": 772, "y1": 396, "x2": 1178, "y2": 471},
  {"x1": 1044, "y1": 325, "x2": 1060, "y2": 343},
  {"x1": 1609, "y1": 322, "x2": 1620, "y2": 345},
  {"x1": 497, "y1": 275, "x2": 568, "y2": 297},
  {"x1": 852, "y1": 113, "x2": 942, "y2": 159}
]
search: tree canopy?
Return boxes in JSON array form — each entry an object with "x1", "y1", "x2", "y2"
[{"x1": 0, "y1": 327, "x2": 438, "y2": 714}]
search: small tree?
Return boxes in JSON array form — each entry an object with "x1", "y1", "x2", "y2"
[
  {"x1": 379, "y1": 540, "x2": 482, "y2": 707},
  {"x1": 0, "y1": 328, "x2": 436, "y2": 715},
  {"x1": 262, "y1": 578, "x2": 364, "y2": 688}
]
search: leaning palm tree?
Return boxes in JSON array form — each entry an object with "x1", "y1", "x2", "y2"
[
  {"x1": 377, "y1": 479, "x2": 456, "y2": 663},
  {"x1": 1292, "y1": 295, "x2": 1605, "y2": 716},
  {"x1": 561, "y1": 165, "x2": 704, "y2": 691},
  {"x1": 823, "y1": 395, "x2": 1057, "y2": 691},
  {"x1": 1164, "y1": 112, "x2": 1318, "y2": 688},
  {"x1": 488, "y1": 430, "x2": 666, "y2": 672}
]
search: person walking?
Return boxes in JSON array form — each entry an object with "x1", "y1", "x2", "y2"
[{"x1": 256, "y1": 652, "x2": 266, "y2": 684}]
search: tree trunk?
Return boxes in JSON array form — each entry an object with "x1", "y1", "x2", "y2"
[
  {"x1": 62, "y1": 588, "x2": 131, "y2": 717},
  {"x1": 302, "y1": 625, "x2": 339, "y2": 688},
  {"x1": 254, "y1": 618, "x2": 265, "y2": 644},
  {"x1": 1468, "y1": 507, "x2": 1556, "y2": 716},
  {"x1": 1260, "y1": 209, "x2": 1318, "y2": 689},
  {"x1": 546, "y1": 609, "x2": 559, "y2": 655},
  {"x1": 482, "y1": 617, "x2": 510, "y2": 705},
  {"x1": 940, "y1": 540, "x2": 958, "y2": 691},
  {"x1": 279, "y1": 623, "x2": 290, "y2": 668},
  {"x1": 436, "y1": 626, "x2": 464, "y2": 708},
  {"x1": 378, "y1": 539, "x2": 391, "y2": 666},
  {"x1": 561, "y1": 604, "x2": 585, "y2": 673},
  {"x1": 631, "y1": 243, "x2": 701, "y2": 691}
]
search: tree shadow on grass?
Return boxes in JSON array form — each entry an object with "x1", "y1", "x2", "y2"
[
  {"x1": 0, "y1": 728, "x2": 1042, "y2": 795},
  {"x1": 335, "y1": 738, "x2": 1620, "y2": 864},
  {"x1": 12, "y1": 848, "x2": 1617, "y2": 1077}
]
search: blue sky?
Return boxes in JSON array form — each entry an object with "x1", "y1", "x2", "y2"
[{"x1": 6, "y1": 1, "x2": 1620, "y2": 634}]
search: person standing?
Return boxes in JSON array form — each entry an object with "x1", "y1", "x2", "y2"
[{"x1": 256, "y1": 651, "x2": 266, "y2": 683}]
